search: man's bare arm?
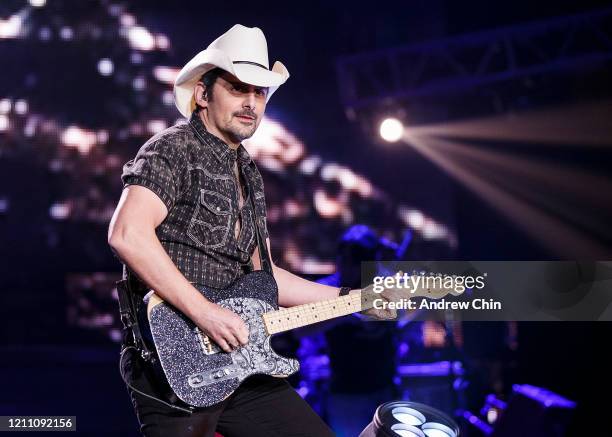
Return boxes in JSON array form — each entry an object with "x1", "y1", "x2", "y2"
[
  {"x1": 251, "y1": 239, "x2": 342, "y2": 307},
  {"x1": 252, "y1": 239, "x2": 400, "y2": 320},
  {"x1": 108, "y1": 185, "x2": 248, "y2": 352}
]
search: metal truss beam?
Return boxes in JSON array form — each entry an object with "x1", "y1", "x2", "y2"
[{"x1": 336, "y1": 8, "x2": 612, "y2": 110}]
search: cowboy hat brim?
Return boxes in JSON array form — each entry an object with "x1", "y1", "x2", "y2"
[{"x1": 173, "y1": 48, "x2": 289, "y2": 118}]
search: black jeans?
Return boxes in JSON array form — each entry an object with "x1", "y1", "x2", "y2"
[{"x1": 121, "y1": 347, "x2": 335, "y2": 437}]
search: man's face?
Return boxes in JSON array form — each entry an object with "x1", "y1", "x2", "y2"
[{"x1": 201, "y1": 72, "x2": 268, "y2": 144}]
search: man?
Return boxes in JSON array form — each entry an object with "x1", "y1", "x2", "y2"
[{"x1": 108, "y1": 24, "x2": 397, "y2": 436}]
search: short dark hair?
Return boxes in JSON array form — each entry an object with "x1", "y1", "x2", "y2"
[{"x1": 196, "y1": 68, "x2": 224, "y2": 109}]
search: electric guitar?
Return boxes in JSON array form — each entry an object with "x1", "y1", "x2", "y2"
[{"x1": 144, "y1": 270, "x2": 452, "y2": 407}]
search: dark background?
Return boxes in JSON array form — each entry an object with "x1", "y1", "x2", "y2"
[{"x1": 1, "y1": 0, "x2": 611, "y2": 435}]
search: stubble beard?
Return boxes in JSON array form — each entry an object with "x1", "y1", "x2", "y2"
[{"x1": 224, "y1": 117, "x2": 257, "y2": 143}]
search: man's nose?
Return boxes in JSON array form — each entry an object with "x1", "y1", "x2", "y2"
[{"x1": 243, "y1": 93, "x2": 256, "y2": 110}]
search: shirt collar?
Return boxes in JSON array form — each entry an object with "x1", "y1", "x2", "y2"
[{"x1": 189, "y1": 110, "x2": 252, "y2": 165}]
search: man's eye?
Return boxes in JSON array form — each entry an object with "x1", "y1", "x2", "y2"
[{"x1": 256, "y1": 88, "x2": 267, "y2": 96}]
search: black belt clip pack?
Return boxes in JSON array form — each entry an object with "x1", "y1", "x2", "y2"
[{"x1": 115, "y1": 267, "x2": 157, "y2": 364}]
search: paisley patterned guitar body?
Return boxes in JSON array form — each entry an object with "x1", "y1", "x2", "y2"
[{"x1": 145, "y1": 270, "x2": 300, "y2": 408}]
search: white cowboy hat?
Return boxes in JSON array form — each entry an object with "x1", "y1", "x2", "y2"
[{"x1": 173, "y1": 24, "x2": 290, "y2": 118}]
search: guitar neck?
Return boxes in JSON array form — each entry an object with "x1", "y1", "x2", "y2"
[{"x1": 262, "y1": 289, "x2": 378, "y2": 335}]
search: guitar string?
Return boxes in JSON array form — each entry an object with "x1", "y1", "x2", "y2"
[{"x1": 265, "y1": 293, "x2": 366, "y2": 333}]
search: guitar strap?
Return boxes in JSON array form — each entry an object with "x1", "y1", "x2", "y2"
[{"x1": 246, "y1": 174, "x2": 274, "y2": 276}]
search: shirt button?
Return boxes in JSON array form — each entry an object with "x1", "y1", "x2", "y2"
[{"x1": 216, "y1": 206, "x2": 220, "y2": 211}]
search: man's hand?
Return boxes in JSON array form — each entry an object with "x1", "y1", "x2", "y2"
[
  {"x1": 350, "y1": 271, "x2": 409, "y2": 321},
  {"x1": 350, "y1": 286, "x2": 405, "y2": 321},
  {"x1": 193, "y1": 302, "x2": 250, "y2": 353}
]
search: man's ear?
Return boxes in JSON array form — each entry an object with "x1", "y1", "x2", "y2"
[{"x1": 194, "y1": 82, "x2": 208, "y2": 107}]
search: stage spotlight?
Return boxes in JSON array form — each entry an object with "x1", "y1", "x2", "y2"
[
  {"x1": 127, "y1": 26, "x2": 156, "y2": 51},
  {"x1": 120, "y1": 13, "x2": 136, "y2": 27},
  {"x1": 162, "y1": 90, "x2": 174, "y2": 106},
  {"x1": 97, "y1": 58, "x2": 113, "y2": 76},
  {"x1": 132, "y1": 76, "x2": 146, "y2": 90},
  {"x1": 0, "y1": 197, "x2": 8, "y2": 214},
  {"x1": 49, "y1": 202, "x2": 71, "y2": 220},
  {"x1": 14, "y1": 100, "x2": 28, "y2": 115},
  {"x1": 0, "y1": 14, "x2": 22, "y2": 39},
  {"x1": 0, "y1": 115, "x2": 9, "y2": 132},
  {"x1": 155, "y1": 34, "x2": 170, "y2": 50},
  {"x1": 153, "y1": 66, "x2": 179, "y2": 84},
  {"x1": 62, "y1": 126, "x2": 97, "y2": 154},
  {"x1": 392, "y1": 407, "x2": 426, "y2": 426},
  {"x1": 0, "y1": 99, "x2": 11, "y2": 114},
  {"x1": 379, "y1": 118, "x2": 404, "y2": 142},
  {"x1": 59, "y1": 26, "x2": 73, "y2": 40},
  {"x1": 359, "y1": 401, "x2": 459, "y2": 437},
  {"x1": 38, "y1": 27, "x2": 51, "y2": 41}
]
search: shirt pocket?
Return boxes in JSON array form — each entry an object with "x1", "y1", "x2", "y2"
[{"x1": 187, "y1": 188, "x2": 233, "y2": 250}]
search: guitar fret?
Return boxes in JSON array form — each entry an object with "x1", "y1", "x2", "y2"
[{"x1": 264, "y1": 293, "x2": 366, "y2": 334}]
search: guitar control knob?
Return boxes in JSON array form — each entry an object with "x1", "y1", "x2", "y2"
[{"x1": 188, "y1": 375, "x2": 204, "y2": 385}]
